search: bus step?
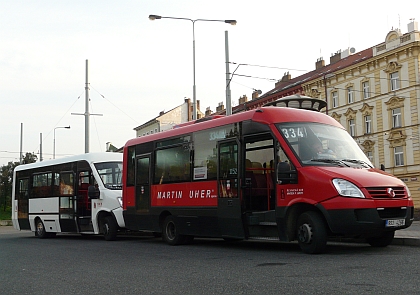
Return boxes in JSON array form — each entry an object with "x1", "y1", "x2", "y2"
[{"x1": 249, "y1": 236, "x2": 279, "y2": 241}]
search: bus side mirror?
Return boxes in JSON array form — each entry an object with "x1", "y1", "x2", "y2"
[
  {"x1": 88, "y1": 185, "x2": 100, "y2": 199},
  {"x1": 277, "y1": 161, "x2": 297, "y2": 184}
]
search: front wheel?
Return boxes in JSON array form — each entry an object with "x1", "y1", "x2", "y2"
[
  {"x1": 102, "y1": 216, "x2": 118, "y2": 241},
  {"x1": 162, "y1": 215, "x2": 186, "y2": 245},
  {"x1": 296, "y1": 211, "x2": 328, "y2": 254},
  {"x1": 366, "y1": 231, "x2": 395, "y2": 247}
]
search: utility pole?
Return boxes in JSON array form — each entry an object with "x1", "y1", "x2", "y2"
[
  {"x1": 225, "y1": 30, "x2": 232, "y2": 116},
  {"x1": 39, "y1": 133, "x2": 43, "y2": 162},
  {"x1": 19, "y1": 123, "x2": 23, "y2": 164},
  {"x1": 72, "y1": 60, "x2": 103, "y2": 153}
]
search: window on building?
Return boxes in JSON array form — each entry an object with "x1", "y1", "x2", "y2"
[
  {"x1": 364, "y1": 115, "x2": 372, "y2": 134},
  {"x1": 394, "y1": 146, "x2": 404, "y2": 166},
  {"x1": 332, "y1": 91, "x2": 338, "y2": 108},
  {"x1": 392, "y1": 108, "x2": 402, "y2": 128},
  {"x1": 347, "y1": 87, "x2": 354, "y2": 103},
  {"x1": 348, "y1": 119, "x2": 355, "y2": 136},
  {"x1": 362, "y1": 81, "x2": 370, "y2": 99},
  {"x1": 390, "y1": 72, "x2": 400, "y2": 91},
  {"x1": 155, "y1": 128, "x2": 158, "y2": 133}
]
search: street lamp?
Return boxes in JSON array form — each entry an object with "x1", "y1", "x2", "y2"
[
  {"x1": 149, "y1": 14, "x2": 237, "y2": 120},
  {"x1": 53, "y1": 126, "x2": 70, "y2": 159}
]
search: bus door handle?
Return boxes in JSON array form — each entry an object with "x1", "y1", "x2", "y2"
[{"x1": 227, "y1": 200, "x2": 233, "y2": 206}]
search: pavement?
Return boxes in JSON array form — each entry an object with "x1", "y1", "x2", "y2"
[
  {"x1": 1, "y1": 219, "x2": 420, "y2": 246},
  {"x1": 392, "y1": 220, "x2": 420, "y2": 246}
]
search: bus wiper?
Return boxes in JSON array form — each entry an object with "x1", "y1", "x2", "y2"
[
  {"x1": 310, "y1": 159, "x2": 350, "y2": 167},
  {"x1": 341, "y1": 159, "x2": 373, "y2": 168}
]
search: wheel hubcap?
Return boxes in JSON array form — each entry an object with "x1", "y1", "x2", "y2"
[{"x1": 298, "y1": 223, "x2": 313, "y2": 244}]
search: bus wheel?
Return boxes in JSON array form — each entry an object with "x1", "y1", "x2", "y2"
[
  {"x1": 296, "y1": 211, "x2": 327, "y2": 254},
  {"x1": 366, "y1": 231, "x2": 395, "y2": 247},
  {"x1": 102, "y1": 216, "x2": 118, "y2": 241},
  {"x1": 162, "y1": 215, "x2": 186, "y2": 246},
  {"x1": 35, "y1": 219, "x2": 48, "y2": 239}
]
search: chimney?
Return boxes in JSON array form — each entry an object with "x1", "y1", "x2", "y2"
[
  {"x1": 315, "y1": 57, "x2": 325, "y2": 70},
  {"x1": 252, "y1": 90, "x2": 261, "y2": 100},
  {"x1": 275, "y1": 72, "x2": 292, "y2": 88},
  {"x1": 238, "y1": 95, "x2": 248, "y2": 105},
  {"x1": 330, "y1": 50, "x2": 341, "y2": 64},
  {"x1": 205, "y1": 107, "x2": 212, "y2": 117},
  {"x1": 159, "y1": 110, "x2": 165, "y2": 116},
  {"x1": 216, "y1": 102, "x2": 225, "y2": 112}
]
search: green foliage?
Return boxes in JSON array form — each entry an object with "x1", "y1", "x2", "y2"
[
  {"x1": 0, "y1": 152, "x2": 37, "y2": 212},
  {"x1": 0, "y1": 207, "x2": 11, "y2": 220}
]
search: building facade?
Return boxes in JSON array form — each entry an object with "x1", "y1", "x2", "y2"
[{"x1": 302, "y1": 20, "x2": 420, "y2": 206}]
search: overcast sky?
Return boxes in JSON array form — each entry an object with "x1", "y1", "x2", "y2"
[{"x1": 0, "y1": 0, "x2": 416, "y2": 165}]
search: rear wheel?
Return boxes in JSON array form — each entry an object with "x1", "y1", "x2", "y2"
[
  {"x1": 35, "y1": 219, "x2": 48, "y2": 239},
  {"x1": 296, "y1": 211, "x2": 328, "y2": 254},
  {"x1": 162, "y1": 215, "x2": 186, "y2": 245},
  {"x1": 102, "y1": 216, "x2": 118, "y2": 241},
  {"x1": 367, "y1": 231, "x2": 395, "y2": 247}
]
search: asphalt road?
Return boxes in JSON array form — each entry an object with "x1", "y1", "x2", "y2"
[{"x1": 1, "y1": 227, "x2": 420, "y2": 295}]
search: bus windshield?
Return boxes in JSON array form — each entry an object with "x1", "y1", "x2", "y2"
[
  {"x1": 276, "y1": 122, "x2": 373, "y2": 168},
  {"x1": 94, "y1": 161, "x2": 123, "y2": 189}
]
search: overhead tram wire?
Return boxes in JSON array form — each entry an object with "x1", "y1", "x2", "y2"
[
  {"x1": 90, "y1": 85, "x2": 141, "y2": 126},
  {"x1": 30, "y1": 92, "x2": 84, "y2": 158}
]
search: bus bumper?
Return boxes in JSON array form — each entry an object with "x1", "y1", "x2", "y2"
[
  {"x1": 112, "y1": 207, "x2": 126, "y2": 228},
  {"x1": 318, "y1": 204, "x2": 414, "y2": 237}
]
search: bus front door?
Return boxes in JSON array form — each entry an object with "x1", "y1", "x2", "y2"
[{"x1": 217, "y1": 140, "x2": 245, "y2": 239}]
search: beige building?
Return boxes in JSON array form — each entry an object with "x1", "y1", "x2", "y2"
[
  {"x1": 302, "y1": 20, "x2": 420, "y2": 206},
  {"x1": 134, "y1": 98, "x2": 204, "y2": 137}
]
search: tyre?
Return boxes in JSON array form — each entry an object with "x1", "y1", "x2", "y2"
[
  {"x1": 367, "y1": 231, "x2": 395, "y2": 247},
  {"x1": 162, "y1": 215, "x2": 186, "y2": 246},
  {"x1": 35, "y1": 219, "x2": 48, "y2": 239},
  {"x1": 102, "y1": 216, "x2": 118, "y2": 241},
  {"x1": 296, "y1": 211, "x2": 328, "y2": 254}
]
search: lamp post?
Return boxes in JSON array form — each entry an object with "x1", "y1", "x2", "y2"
[
  {"x1": 53, "y1": 126, "x2": 70, "y2": 159},
  {"x1": 149, "y1": 14, "x2": 237, "y2": 120}
]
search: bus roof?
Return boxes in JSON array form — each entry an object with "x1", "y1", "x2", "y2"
[
  {"x1": 14, "y1": 152, "x2": 122, "y2": 172},
  {"x1": 125, "y1": 106, "x2": 343, "y2": 148}
]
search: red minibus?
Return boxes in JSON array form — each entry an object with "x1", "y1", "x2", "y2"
[{"x1": 122, "y1": 95, "x2": 414, "y2": 253}]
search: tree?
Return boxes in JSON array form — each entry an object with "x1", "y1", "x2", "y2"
[{"x1": 0, "y1": 152, "x2": 37, "y2": 211}]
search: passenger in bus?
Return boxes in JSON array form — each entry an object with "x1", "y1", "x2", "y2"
[{"x1": 59, "y1": 180, "x2": 73, "y2": 195}]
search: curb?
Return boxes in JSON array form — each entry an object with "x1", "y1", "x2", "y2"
[
  {"x1": 0, "y1": 220, "x2": 12, "y2": 226},
  {"x1": 392, "y1": 237, "x2": 420, "y2": 247}
]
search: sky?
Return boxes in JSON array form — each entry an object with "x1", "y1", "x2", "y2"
[{"x1": 0, "y1": 0, "x2": 417, "y2": 165}]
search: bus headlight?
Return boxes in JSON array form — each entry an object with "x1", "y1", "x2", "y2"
[
  {"x1": 332, "y1": 179, "x2": 365, "y2": 198},
  {"x1": 404, "y1": 184, "x2": 411, "y2": 199},
  {"x1": 117, "y1": 197, "x2": 123, "y2": 207}
]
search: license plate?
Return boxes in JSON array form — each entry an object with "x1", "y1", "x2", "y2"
[{"x1": 385, "y1": 219, "x2": 405, "y2": 227}]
